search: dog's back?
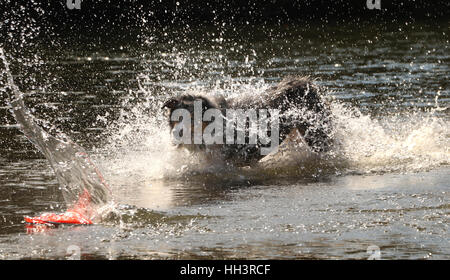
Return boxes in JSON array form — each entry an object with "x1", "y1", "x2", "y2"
[{"x1": 227, "y1": 76, "x2": 333, "y2": 153}]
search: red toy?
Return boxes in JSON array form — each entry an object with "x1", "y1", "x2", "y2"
[{"x1": 24, "y1": 189, "x2": 94, "y2": 225}]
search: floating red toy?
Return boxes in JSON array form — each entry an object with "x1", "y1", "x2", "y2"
[{"x1": 24, "y1": 189, "x2": 94, "y2": 225}]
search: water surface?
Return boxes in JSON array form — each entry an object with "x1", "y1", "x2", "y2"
[{"x1": 0, "y1": 22, "x2": 448, "y2": 259}]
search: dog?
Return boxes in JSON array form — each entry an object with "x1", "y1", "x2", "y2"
[{"x1": 162, "y1": 76, "x2": 333, "y2": 166}]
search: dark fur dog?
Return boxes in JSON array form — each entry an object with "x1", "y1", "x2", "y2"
[{"x1": 162, "y1": 76, "x2": 333, "y2": 166}]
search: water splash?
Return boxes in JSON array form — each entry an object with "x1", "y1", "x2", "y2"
[
  {"x1": 0, "y1": 49, "x2": 113, "y2": 221},
  {"x1": 98, "y1": 73, "x2": 449, "y2": 183},
  {"x1": 332, "y1": 102, "x2": 449, "y2": 174}
]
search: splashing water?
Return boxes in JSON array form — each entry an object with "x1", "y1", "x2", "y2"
[
  {"x1": 331, "y1": 102, "x2": 449, "y2": 174},
  {"x1": 0, "y1": 49, "x2": 113, "y2": 222},
  {"x1": 97, "y1": 70, "x2": 449, "y2": 186},
  {"x1": 0, "y1": 42, "x2": 448, "y2": 220}
]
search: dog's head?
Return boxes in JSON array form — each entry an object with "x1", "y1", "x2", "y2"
[{"x1": 162, "y1": 95, "x2": 223, "y2": 151}]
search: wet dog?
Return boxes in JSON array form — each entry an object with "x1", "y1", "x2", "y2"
[{"x1": 162, "y1": 76, "x2": 333, "y2": 166}]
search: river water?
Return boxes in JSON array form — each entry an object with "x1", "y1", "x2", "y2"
[{"x1": 0, "y1": 21, "x2": 448, "y2": 259}]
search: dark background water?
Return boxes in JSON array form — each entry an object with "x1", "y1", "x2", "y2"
[{"x1": 0, "y1": 1, "x2": 448, "y2": 259}]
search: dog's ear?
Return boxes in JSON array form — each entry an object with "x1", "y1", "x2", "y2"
[{"x1": 162, "y1": 98, "x2": 179, "y2": 110}]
